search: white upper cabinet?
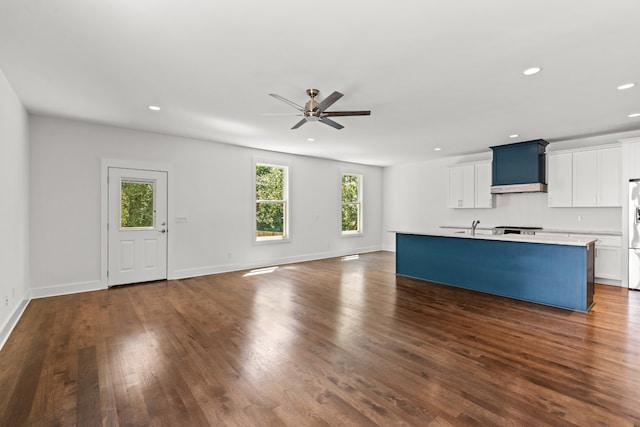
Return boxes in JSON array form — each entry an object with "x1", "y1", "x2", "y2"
[
  {"x1": 596, "y1": 147, "x2": 622, "y2": 206},
  {"x1": 547, "y1": 152, "x2": 573, "y2": 207},
  {"x1": 474, "y1": 161, "x2": 493, "y2": 209},
  {"x1": 626, "y1": 140, "x2": 640, "y2": 179},
  {"x1": 448, "y1": 164, "x2": 475, "y2": 208},
  {"x1": 573, "y1": 146, "x2": 621, "y2": 207},
  {"x1": 548, "y1": 144, "x2": 621, "y2": 208},
  {"x1": 572, "y1": 150, "x2": 599, "y2": 206},
  {"x1": 448, "y1": 161, "x2": 493, "y2": 209}
]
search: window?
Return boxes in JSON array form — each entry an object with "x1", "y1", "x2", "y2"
[
  {"x1": 342, "y1": 173, "x2": 362, "y2": 234},
  {"x1": 255, "y1": 163, "x2": 289, "y2": 241},
  {"x1": 121, "y1": 180, "x2": 155, "y2": 229}
]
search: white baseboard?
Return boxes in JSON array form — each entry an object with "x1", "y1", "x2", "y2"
[
  {"x1": 171, "y1": 246, "x2": 383, "y2": 280},
  {"x1": 596, "y1": 278, "x2": 623, "y2": 287},
  {"x1": 0, "y1": 298, "x2": 30, "y2": 351},
  {"x1": 29, "y1": 280, "x2": 105, "y2": 299}
]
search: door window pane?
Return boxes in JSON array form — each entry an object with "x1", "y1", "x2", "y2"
[{"x1": 121, "y1": 180, "x2": 155, "y2": 228}]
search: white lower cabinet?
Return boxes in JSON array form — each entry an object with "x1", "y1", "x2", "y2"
[
  {"x1": 569, "y1": 234, "x2": 621, "y2": 282},
  {"x1": 595, "y1": 246, "x2": 622, "y2": 280}
]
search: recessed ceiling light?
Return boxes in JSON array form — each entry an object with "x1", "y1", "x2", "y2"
[
  {"x1": 617, "y1": 83, "x2": 635, "y2": 90},
  {"x1": 148, "y1": 105, "x2": 161, "y2": 111},
  {"x1": 307, "y1": 138, "x2": 315, "y2": 142},
  {"x1": 523, "y1": 67, "x2": 541, "y2": 76},
  {"x1": 629, "y1": 113, "x2": 640, "y2": 118},
  {"x1": 509, "y1": 134, "x2": 519, "y2": 138},
  {"x1": 434, "y1": 147, "x2": 442, "y2": 151}
]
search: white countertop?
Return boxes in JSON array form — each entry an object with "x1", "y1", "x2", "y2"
[
  {"x1": 439, "y1": 225, "x2": 621, "y2": 236},
  {"x1": 392, "y1": 229, "x2": 596, "y2": 247}
]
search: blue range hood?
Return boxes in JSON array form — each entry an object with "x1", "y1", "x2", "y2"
[{"x1": 490, "y1": 139, "x2": 549, "y2": 194}]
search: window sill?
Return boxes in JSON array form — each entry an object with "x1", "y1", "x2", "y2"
[
  {"x1": 341, "y1": 231, "x2": 364, "y2": 238},
  {"x1": 254, "y1": 237, "x2": 291, "y2": 245}
]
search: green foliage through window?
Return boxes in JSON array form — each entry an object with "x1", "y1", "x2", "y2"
[
  {"x1": 121, "y1": 181, "x2": 154, "y2": 228},
  {"x1": 256, "y1": 164, "x2": 287, "y2": 238},
  {"x1": 342, "y1": 174, "x2": 361, "y2": 232}
]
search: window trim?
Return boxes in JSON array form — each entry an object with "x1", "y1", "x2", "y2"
[
  {"x1": 341, "y1": 172, "x2": 363, "y2": 236},
  {"x1": 253, "y1": 159, "x2": 291, "y2": 244}
]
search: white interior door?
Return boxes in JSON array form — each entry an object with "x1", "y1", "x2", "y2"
[{"x1": 108, "y1": 167, "x2": 168, "y2": 286}]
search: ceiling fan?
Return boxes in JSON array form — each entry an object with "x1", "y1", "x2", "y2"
[{"x1": 268, "y1": 88, "x2": 371, "y2": 130}]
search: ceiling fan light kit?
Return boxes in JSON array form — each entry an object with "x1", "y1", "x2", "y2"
[{"x1": 269, "y1": 88, "x2": 371, "y2": 130}]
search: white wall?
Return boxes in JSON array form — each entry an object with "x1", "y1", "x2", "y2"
[
  {"x1": 382, "y1": 140, "x2": 626, "y2": 252},
  {"x1": 29, "y1": 116, "x2": 383, "y2": 296},
  {"x1": 0, "y1": 70, "x2": 30, "y2": 348}
]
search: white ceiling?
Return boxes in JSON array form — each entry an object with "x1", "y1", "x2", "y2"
[{"x1": 1, "y1": 1, "x2": 639, "y2": 166}]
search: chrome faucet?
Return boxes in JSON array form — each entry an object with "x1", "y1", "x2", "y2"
[{"x1": 471, "y1": 220, "x2": 480, "y2": 236}]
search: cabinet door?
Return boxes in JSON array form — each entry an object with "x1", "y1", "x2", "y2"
[
  {"x1": 548, "y1": 152, "x2": 573, "y2": 207},
  {"x1": 474, "y1": 162, "x2": 493, "y2": 209},
  {"x1": 572, "y1": 150, "x2": 598, "y2": 207},
  {"x1": 448, "y1": 167, "x2": 462, "y2": 208},
  {"x1": 460, "y1": 164, "x2": 475, "y2": 208},
  {"x1": 597, "y1": 147, "x2": 621, "y2": 206},
  {"x1": 448, "y1": 165, "x2": 475, "y2": 208},
  {"x1": 628, "y1": 141, "x2": 640, "y2": 180},
  {"x1": 595, "y1": 246, "x2": 621, "y2": 280}
]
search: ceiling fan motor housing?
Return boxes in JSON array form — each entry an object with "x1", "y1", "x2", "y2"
[
  {"x1": 305, "y1": 99, "x2": 319, "y2": 112},
  {"x1": 305, "y1": 88, "x2": 320, "y2": 113}
]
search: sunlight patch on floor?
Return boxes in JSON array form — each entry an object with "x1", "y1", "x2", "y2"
[{"x1": 243, "y1": 266, "x2": 279, "y2": 277}]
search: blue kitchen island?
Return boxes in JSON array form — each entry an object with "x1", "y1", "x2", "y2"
[{"x1": 395, "y1": 231, "x2": 595, "y2": 312}]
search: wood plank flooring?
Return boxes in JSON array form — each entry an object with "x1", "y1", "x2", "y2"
[{"x1": 1, "y1": 251, "x2": 640, "y2": 426}]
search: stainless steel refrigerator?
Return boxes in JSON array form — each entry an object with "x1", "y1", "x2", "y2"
[{"x1": 629, "y1": 180, "x2": 640, "y2": 289}]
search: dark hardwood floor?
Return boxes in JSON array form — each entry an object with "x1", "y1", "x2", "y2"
[{"x1": 1, "y1": 251, "x2": 639, "y2": 426}]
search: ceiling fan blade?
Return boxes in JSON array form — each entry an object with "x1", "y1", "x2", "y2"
[
  {"x1": 314, "y1": 91, "x2": 343, "y2": 112},
  {"x1": 260, "y1": 113, "x2": 303, "y2": 116},
  {"x1": 322, "y1": 110, "x2": 371, "y2": 117},
  {"x1": 269, "y1": 93, "x2": 305, "y2": 112},
  {"x1": 319, "y1": 117, "x2": 344, "y2": 130},
  {"x1": 291, "y1": 118, "x2": 308, "y2": 129}
]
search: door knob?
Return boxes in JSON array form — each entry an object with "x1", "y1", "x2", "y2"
[{"x1": 159, "y1": 229, "x2": 167, "y2": 234}]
